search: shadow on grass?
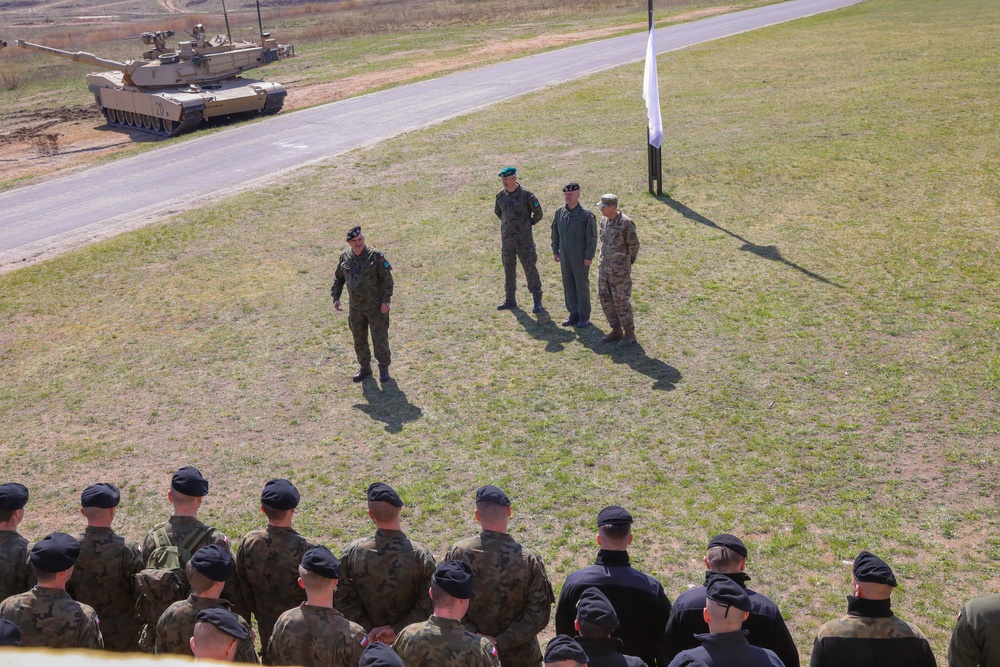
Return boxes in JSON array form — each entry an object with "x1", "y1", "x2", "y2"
[
  {"x1": 658, "y1": 196, "x2": 844, "y2": 288},
  {"x1": 577, "y1": 324, "x2": 682, "y2": 391},
  {"x1": 354, "y1": 377, "x2": 423, "y2": 433},
  {"x1": 511, "y1": 306, "x2": 577, "y2": 352}
]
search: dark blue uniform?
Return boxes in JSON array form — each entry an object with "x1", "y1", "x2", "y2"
[
  {"x1": 668, "y1": 631, "x2": 785, "y2": 667},
  {"x1": 576, "y1": 637, "x2": 648, "y2": 667}
]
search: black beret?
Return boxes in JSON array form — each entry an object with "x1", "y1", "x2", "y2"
[
  {"x1": 172, "y1": 466, "x2": 209, "y2": 497},
  {"x1": 708, "y1": 533, "x2": 748, "y2": 558},
  {"x1": 597, "y1": 505, "x2": 633, "y2": 526},
  {"x1": 576, "y1": 586, "x2": 619, "y2": 630},
  {"x1": 562, "y1": 183, "x2": 580, "y2": 193},
  {"x1": 0, "y1": 619, "x2": 22, "y2": 646},
  {"x1": 853, "y1": 551, "x2": 897, "y2": 587},
  {"x1": 190, "y1": 544, "x2": 233, "y2": 582},
  {"x1": 346, "y1": 225, "x2": 362, "y2": 241},
  {"x1": 544, "y1": 635, "x2": 589, "y2": 664},
  {"x1": 475, "y1": 485, "x2": 511, "y2": 506},
  {"x1": 706, "y1": 573, "x2": 751, "y2": 612},
  {"x1": 81, "y1": 482, "x2": 120, "y2": 509},
  {"x1": 196, "y1": 608, "x2": 249, "y2": 641},
  {"x1": 498, "y1": 166, "x2": 516, "y2": 178},
  {"x1": 261, "y1": 479, "x2": 300, "y2": 510},
  {"x1": 301, "y1": 545, "x2": 340, "y2": 579},
  {"x1": 0, "y1": 483, "x2": 28, "y2": 511},
  {"x1": 359, "y1": 641, "x2": 405, "y2": 667},
  {"x1": 433, "y1": 560, "x2": 474, "y2": 599},
  {"x1": 30, "y1": 532, "x2": 80, "y2": 573},
  {"x1": 367, "y1": 482, "x2": 403, "y2": 507}
]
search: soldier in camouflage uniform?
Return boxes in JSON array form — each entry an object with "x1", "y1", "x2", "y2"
[
  {"x1": 596, "y1": 194, "x2": 640, "y2": 347},
  {"x1": 155, "y1": 544, "x2": 258, "y2": 662},
  {"x1": 810, "y1": 551, "x2": 935, "y2": 667},
  {"x1": 392, "y1": 560, "x2": 500, "y2": 667},
  {"x1": 192, "y1": 607, "x2": 249, "y2": 662},
  {"x1": 494, "y1": 166, "x2": 545, "y2": 313},
  {"x1": 269, "y1": 545, "x2": 370, "y2": 667},
  {"x1": 445, "y1": 485, "x2": 555, "y2": 667},
  {"x1": 332, "y1": 226, "x2": 395, "y2": 383},
  {"x1": 0, "y1": 532, "x2": 103, "y2": 649},
  {"x1": 68, "y1": 483, "x2": 144, "y2": 652},
  {"x1": 337, "y1": 482, "x2": 436, "y2": 644},
  {"x1": 233, "y1": 479, "x2": 316, "y2": 663},
  {"x1": 0, "y1": 483, "x2": 33, "y2": 602},
  {"x1": 551, "y1": 182, "x2": 597, "y2": 328}
]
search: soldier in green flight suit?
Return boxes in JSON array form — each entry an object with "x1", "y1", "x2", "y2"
[{"x1": 551, "y1": 182, "x2": 597, "y2": 328}]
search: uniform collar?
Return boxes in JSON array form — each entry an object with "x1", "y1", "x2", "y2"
[
  {"x1": 846, "y1": 595, "x2": 894, "y2": 618},
  {"x1": 595, "y1": 549, "x2": 630, "y2": 566}
]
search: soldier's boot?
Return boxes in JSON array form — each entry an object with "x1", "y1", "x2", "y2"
[
  {"x1": 618, "y1": 327, "x2": 637, "y2": 347},
  {"x1": 601, "y1": 326, "x2": 624, "y2": 343},
  {"x1": 532, "y1": 293, "x2": 544, "y2": 314},
  {"x1": 562, "y1": 314, "x2": 579, "y2": 326},
  {"x1": 497, "y1": 297, "x2": 517, "y2": 310},
  {"x1": 353, "y1": 366, "x2": 372, "y2": 382},
  {"x1": 378, "y1": 365, "x2": 392, "y2": 382}
]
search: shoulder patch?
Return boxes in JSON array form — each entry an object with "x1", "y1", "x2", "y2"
[
  {"x1": 383, "y1": 259, "x2": 392, "y2": 270},
  {"x1": 359, "y1": 634, "x2": 369, "y2": 647}
]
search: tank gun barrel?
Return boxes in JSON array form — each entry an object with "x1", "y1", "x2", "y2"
[{"x1": 13, "y1": 39, "x2": 129, "y2": 72}]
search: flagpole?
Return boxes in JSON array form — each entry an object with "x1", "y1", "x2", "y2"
[{"x1": 646, "y1": 0, "x2": 663, "y2": 195}]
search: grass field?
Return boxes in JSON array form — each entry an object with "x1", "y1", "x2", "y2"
[{"x1": 1, "y1": 0, "x2": 998, "y2": 660}]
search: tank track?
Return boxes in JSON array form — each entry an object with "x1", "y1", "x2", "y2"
[
  {"x1": 260, "y1": 91, "x2": 285, "y2": 116},
  {"x1": 101, "y1": 105, "x2": 204, "y2": 138}
]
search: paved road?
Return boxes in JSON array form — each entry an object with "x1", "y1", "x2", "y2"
[{"x1": 0, "y1": 0, "x2": 864, "y2": 269}]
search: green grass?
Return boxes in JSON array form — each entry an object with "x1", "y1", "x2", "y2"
[{"x1": 2, "y1": 0, "x2": 999, "y2": 660}]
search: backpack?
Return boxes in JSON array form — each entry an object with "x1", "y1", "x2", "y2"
[{"x1": 133, "y1": 524, "x2": 212, "y2": 638}]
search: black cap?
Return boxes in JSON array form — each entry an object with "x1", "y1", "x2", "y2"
[
  {"x1": 708, "y1": 533, "x2": 748, "y2": 558},
  {"x1": 196, "y1": 608, "x2": 249, "y2": 641},
  {"x1": 367, "y1": 482, "x2": 403, "y2": 507},
  {"x1": 172, "y1": 466, "x2": 209, "y2": 497},
  {"x1": 475, "y1": 485, "x2": 511, "y2": 506},
  {"x1": 346, "y1": 225, "x2": 362, "y2": 241},
  {"x1": 30, "y1": 532, "x2": 80, "y2": 573},
  {"x1": 853, "y1": 551, "x2": 897, "y2": 587},
  {"x1": 261, "y1": 479, "x2": 300, "y2": 510},
  {"x1": 301, "y1": 545, "x2": 340, "y2": 579},
  {"x1": 576, "y1": 587, "x2": 619, "y2": 630},
  {"x1": 545, "y1": 635, "x2": 589, "y2": 664},
  {"x1": 359, "y1": 642, "x2": 405, "y2": 667},
  {"x1": 597, "y1": 505, "x2": 633, "y2": 527},
  {"x1": 0, "y1": 483, "x2": 28, "y2": 511},
  {"x1": 190, "y1": 544, "x2": 233, "y2": 582},
  {"x1": 433, "y1": 560, "x2": 474, "y2": 599},
  {"x1": 0, "y1": 619, "x2": 22, "y2": 646},
  {"x1": 706, "y1": 573, "x2": 751, "y2": 613},
  {"x1": 562, "y1": 183, "x2": 580, "y2": 193},
  {"x1": 81, "y1": 483, "x2": 120, "y2": 509}
]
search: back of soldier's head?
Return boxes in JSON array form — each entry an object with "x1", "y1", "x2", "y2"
[
  {"x1": 430, "y1": 581, "x2": 461, "y2": 611},
  {"x1": 0, "y1": 482, "x2": 29, "y2": 526},
  {"x1": 367, "y1": 500, "x2": 401, "y2": 524},
  {"x1": 192, "y1": 619, "x2": 238, "y2": 660},
  {"x1": 186, "y1": 561, "x2": 218, "y2": 595},
  {"x1": 576, "y1": 619, "x2": 611, "y2": 639},
  {"x1": 596, "y1": 506, "x2": 633, "y2": 548},
  {"x1": 705, "y1": 534, "x2": 748, "y2": 573},
  {"x1": 474, "y1": 486, "x2": 511, "y2": 526},
  {"x1": 298, "y1": 565, "x2": 336, "y2": 593}
]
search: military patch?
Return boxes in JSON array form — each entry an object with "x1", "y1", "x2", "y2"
[
  {"x1": 490, "y1": 645, "x2": 498, "y2": 658},
  {"x1": 360, "y1": 634, "x2": 369, "y2": 647},
  {"x1": 383, "y1": 260, "x2": 392, "y2": 270}
]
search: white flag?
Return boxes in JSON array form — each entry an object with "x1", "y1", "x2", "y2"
[{"x1": 643, "y1": 24, "x2": 663, "y2": 148}]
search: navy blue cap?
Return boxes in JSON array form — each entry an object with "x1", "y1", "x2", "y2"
[
  {"x1": 562, "y1": 183, "x2": 580, "y2": 193},
  {"x1": 301, "y1": 545, "x2": 340, "y2": 579},
  {"x1": 190, "y1": 544, "x2": 233, "y2": 582},
  {"x1": 708, "y1": 533, "x2": 747, "y2": 558},
  {"x1": 0, "y1": 483, "x2": 28, "y2": 511},
  {"x1": 261, "y1": 479, "x2": 300, "y2": 510},
  {"x1": 706, "y1": 573, "x2": 751, "y2": 613},
  {"x1": 30, "y1": 532, "x2": 80, "y2": 573},
  {"x1": 545, "y1": 635, "x2": 589, "y2": 664},
  {"x1": 475, "y1": 485, "x2": 511, "y2": 506},
  {"x1": 433, "y1": 560, "x2": 474, "y2": 599},
  {"x1": 359, "y1": 642, "x2": 405, "y2": 667},
  {"x1": 576, "y1": 587, "x2": 619, "y2": 630},
  {"x1": 81, "y1": 483, "x2": 120, "y2": 509},
  {"x1": 853, "y1": 551, "x2": 897, "y2": 587},
  {"x1": 346, "y1": 226, "x2": 362, "y2": 241},
  {"x1": 367, "y1": 482, "x2": 403, "y2": 507},
  {"x1": 196, "y1": 608, "x2": 249, "y2": 641},
  {"x1": 0, "y1": 619, "x2": 22, "y2": 646},
  {"x1": 498, "y1": 167, "x2": 516, "y2": 178},
  {"x1": 597, "y1": 505, "x2": 632, "y2": 526},
  {"x1": 172, "y1": 466, "x2": 209, "y2": 497}
]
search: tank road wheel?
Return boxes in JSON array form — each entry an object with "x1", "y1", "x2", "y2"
[
  {"x1": 162, "y1": 119, "x2": 176, "y2": 135},
  {"x1": 124, "y1": 111, "x2": 135, "y2": 126},
  {"x1": 115, "y1": 109, "x2": 126, "y2": 124},
  {"x1": 150, "y1": 116, "x2": 162, "y2": 132},
  {"x1": 143, "y1": 114, "x2": 153, "y2": 130}
]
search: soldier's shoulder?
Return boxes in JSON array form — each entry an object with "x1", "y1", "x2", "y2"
[
  {"x1": 815, "y1": 614, "x2": 867, "y2": 639},
  {"x1": 448, "y1": 536, "x2": 482, "y2": 554}
]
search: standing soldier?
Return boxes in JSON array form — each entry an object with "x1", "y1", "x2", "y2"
[
  {"x1": 551, "y1": 183, "x2": 597, "y2": 328},
  {"x1": 494, "y1": 166, "x2": 545, "y2": 313},
  {"x1": 68, "y1": 483, "x2": 145, "y2": 652},
  {"x1": 0, "y1": 483, "x2": 33, "y2": 602},
  {"x1": 233, "y1": 479, "x2": 316, "y2": 664},
  {"x1": 445, "y1": 485, "x2": 554, "y2": 667},
  {"x1": 596, "y1": 194, "x2": 639, "y2": 347},
  {"x1": 337, "y1": 482, "x2": 436, "y2": 644},
  {"x1": 191, "y1": 608, "x2": 249, "y2": 662},
  {"x1": 332, "y1": 226, "x2": 395, "y2": 383}
]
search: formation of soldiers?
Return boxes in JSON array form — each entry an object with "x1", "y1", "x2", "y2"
[{"x1": 0, "y1": 474, "x2": 993, "y2": 667}]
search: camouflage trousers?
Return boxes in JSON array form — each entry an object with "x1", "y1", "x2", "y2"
[
  {"x1": 349, "y1": 306, "x2": 390, "y2": 368},
  {"x1": 598, "y1": 270, "x2": 633, "y2": 332},
  {"x1": 501, "y1": 234, "x2": 541, "y2": 300}
]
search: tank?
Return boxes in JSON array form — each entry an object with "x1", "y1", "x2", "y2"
[{"x1": 12, "y1": 22, "x2": 295, "y2": 137}]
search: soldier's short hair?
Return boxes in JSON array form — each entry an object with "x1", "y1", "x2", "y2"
[
  {"x1": 475, "y1": 502, "x2": 509, "y2": 523},
  {"x1": 193, "y1": 619, "x2": 237, "y2": 658},
  {"x1": 706, "y1": 545, "x2": 745, "y2": 571},
  {"x1": 368, "y1": 500, "x2": 401, "y2": 523},
  {"x1": 186, "y1": 561, "x2": 219, "y2": 595},
  {"x1": 32, "y1": 567, "x2": 61, "y2": 585},
  {"x1": 0, "y1": 509, "x2": 15, "y2": 523},
  {"x1": 598, "y1": 522, "x2": 631, "y2": 543},
  {"x1": 298, "y1": 565, "x2": 336, "y2": 591},
  {"x1": 262, "y1": 506, "x2": 292, "y2": 523},
  {"x1": 576, "y1": 619, "x2": 611, "y2": 639},
  {"x1": 429, "y1": 581, "x2": 462, "y2": 610}
]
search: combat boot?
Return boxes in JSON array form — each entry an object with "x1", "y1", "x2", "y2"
[
  {"x1": 378, "y1": 365, "x2": 392, "y2": 382},
  {"x1": 618, "y1": 328, "x2": 637, "y2": 347},
  {"x1": 496, "y1": 298, "x2": 517, "y2": 310},
  {"x1": 353, "y1": 366, "x2": 372, "y2": 382},
  {"x1": 601, "y1": 326, "x2": 624, "y2": 343},
  {"x1": 561, "y1": 314, "x2": 579, "y2": 326},
  {"x1": 532, "y1": 294, "x2": 544, "y2": 314}
]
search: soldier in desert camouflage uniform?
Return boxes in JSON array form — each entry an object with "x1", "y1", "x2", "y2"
[
  {"x1": 0, "y1": 532, "x2": 103, "y2": 649},
  {"x1": 445, "y1": 485, "x2": 554, "y2": 667},
  {"x1": 596, "y1": 194, "x2": 640, "y2": 347},
  {"x1": 392, "y1": 560, "x2": 500, "y2": 667},
  {"x1": 269, "y1": 545, "x2": 370, "y2": 667},
  {"x1": 494, "y1": 166, "x2": 545, "y2": 313},
  {"x1": 68, "y1": 483, "x2": 144, "y2": 652},
  {"x1": 337, "y1": 482, "x2": 436, "y2": 644},
  {"x1": 155, "y1": 544, "x2": 257, "y2": 663},
  {"x1": 0, "y1": 483, "x2": 33, "y2": 602},
  {"x1": 233, "y1": 479, "x2": 316, "y2": 663}
]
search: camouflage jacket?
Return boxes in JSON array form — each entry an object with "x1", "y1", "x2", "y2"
[
  {"x1": 141, "y1": 516, "x2": 230, "y2": 561},
  {"x1": 0, "y1": 530, "x2": 33, "y2": 602},
  {"x1": 598, "y1": 212, "x2": 639, "y2": 277},
  {"x1": 269, "y1": 603, "x2": 369, "y2": 667},
  {"x1": 393, "y1": 615, "x2": 501, "y2": 667},
  {"x1": 445, "y1": 529, "x2": 554, "y2": 663},
  {"x1": 331, "y1": 246, "x2": 394, "y2": 310},
  {"x1": 810, "y1": 596, "x2": 935, "y2": 667},
  {"x1": 68, "y1": 526, "x2": 144, "y2": 652},
  {"x1": 0, "y1": 586, "x2": 103, "y2": 649},
  {"x1": 495, "y1": 185, "x2": 544, "y2": 240},
  {"x1": 336, "y1": 528, "x2": 436, "y2": 633},
  {"x1": 155, "y1": 594, "x2": 258, "y2": 663}
]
